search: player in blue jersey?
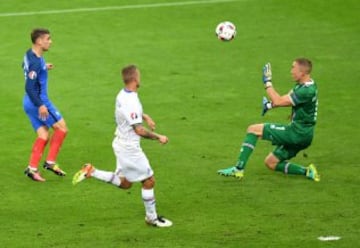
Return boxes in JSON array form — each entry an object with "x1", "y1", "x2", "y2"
[{"x1": 23, "y1": 28, "x2": 67, "y2": 182}]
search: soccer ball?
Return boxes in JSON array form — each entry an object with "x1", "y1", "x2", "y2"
[{"x1": 215, "y1": 21, "x2": 236, "y2": 41}]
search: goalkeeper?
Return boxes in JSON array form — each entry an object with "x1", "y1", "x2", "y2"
[{"x1": 218, "y1": 58, "x2": 320, "y2": 182}]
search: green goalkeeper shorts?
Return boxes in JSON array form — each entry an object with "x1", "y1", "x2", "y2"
[{"x1": 262, "y1": 123, "x2": 314, "y2": 161}]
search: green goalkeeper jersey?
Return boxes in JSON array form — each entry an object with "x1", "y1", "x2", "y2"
[{"x1": 289, "y1": 80, "x2": 318, "y2": 130}]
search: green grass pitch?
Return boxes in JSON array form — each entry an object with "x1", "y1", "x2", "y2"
[{"x1": 0, "y1": 0, "x2": 359, "y2": 247}]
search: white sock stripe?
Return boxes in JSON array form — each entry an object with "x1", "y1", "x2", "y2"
[
  {"x1": 111, "y1": 173, "x2": 122, "y2": 186},
  {"x1": 142, "y1": 197, "x2": 156, "y2": 202},
  {"x1": 0, "y1": 0, "x2": 240, "y2": 18},
  {"x1": 108, "y1": 173, "x2": 115, "y2": 183},
  {"x1": 242, "y1": 143, "x2": 255, "y2": 150},
  {"x1": 142, "y1": 188, "x2": 156, "y2": 202},
  {"x1": 142, "y1": 188, "x2": 157, "y2": 219},
  {"x1": 92, "y1": 169, "x2": 121, "y2": 186},
  {"x1": 284, "y1": 162, "x2": 290, "y2": 174}
]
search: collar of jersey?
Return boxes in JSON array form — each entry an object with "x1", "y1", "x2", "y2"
[{"x1": 123, "y1": 88, "x2": 135, "y2": 93}]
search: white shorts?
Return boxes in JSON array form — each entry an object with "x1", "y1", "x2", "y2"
[{"x1": 112, "y1": 137, "x2": 154, "y2": 182}]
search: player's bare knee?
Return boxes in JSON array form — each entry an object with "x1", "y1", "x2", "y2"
[
  {"x1": 120, "y1": 178, "x2": 132, "y2": 189},
  {"x1": 264, "y1": 155, "x2": 277, "y2": 170},
  {"x1": 38, "y1": 133, "x2": 49, "y2": 141},
  {"x1": 53, "y1": 119, "x2": 68, "y2": 133},
  {"x1": 246, "y1": 124, "x2": 256, "y2": 133},
  {"x1": 120, "y1": 183, "x2": 132, "y2": 190},
  {"x1": 60, "y1": 127, "x2": 68, "y2": 133},
  {"x1": 142, "y1": 177, "x2": 155, "y2": 189},
  {"x1": 247, "y1": 124, "x2": 263, "y2": 136},
  {"x1": 37, "y1": 130, "x2": 50, "y2": 141},
  {"x1": 54, "y1": 126, "x2": 68, "y2": 133}
]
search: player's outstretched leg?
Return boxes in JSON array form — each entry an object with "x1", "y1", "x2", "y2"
[
  {"x1": 24, "y1": 167, "x2": 46, "y2": 182},
  {"x1": 145, "y1": 216, "x2": 173, "y2": 228},
  {"x1": 72, "y1": 163, "x2": 95, "y2": 185},
  {"x1": 43, "y1": 162, "x2": 66, "y2": 176},
  {"x1": 306, "y1": 164, "x2": 320, "y2": 182},
  {"x1": 218, "y1": 133, "x2": 258, "y2": 180},
  {"x1": 217, "y1": 166, "x2": 244, "y2": 179}
]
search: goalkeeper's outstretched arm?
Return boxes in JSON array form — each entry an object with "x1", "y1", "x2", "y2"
[{"x1": 265, "y1": 87, "x2": 292, "y2": 107}]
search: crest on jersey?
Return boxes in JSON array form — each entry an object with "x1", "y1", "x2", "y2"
[
  {"x1": 28, "y1": 71, "x2": 37, "y2": 80},
  {"x1": 130, "y1": 112, "x2": 138, "y2": 120}
]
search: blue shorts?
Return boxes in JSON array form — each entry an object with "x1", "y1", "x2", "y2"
[{"x1": 23, "y1": 96, "x2": 63, "y2": 131}]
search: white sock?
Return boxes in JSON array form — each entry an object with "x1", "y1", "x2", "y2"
[
  {"x1": 142, "y1": 188, "x2": 157, "y2": 220},
  {"x1": 92, "y1": 169, "x2": 121, "y2": 186}
]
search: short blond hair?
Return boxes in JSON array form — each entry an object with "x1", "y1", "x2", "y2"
[{"x1": 295, "y1": 58, "x2": 312, "y2": 74}]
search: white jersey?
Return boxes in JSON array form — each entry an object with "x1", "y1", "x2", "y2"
[{"x1": 114, "y1": 88, "x2": 143, "y2": 144}]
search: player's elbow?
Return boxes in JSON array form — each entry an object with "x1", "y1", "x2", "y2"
[
  {"x1": 133, "y1": 124, "x2": 145, "y2": 136},
  {"x1": 272, "y1": 98, "x2": 291, "y2": 107},
  {"x1": 272, "y1": 95, "x2": 292, "y2": 107}
]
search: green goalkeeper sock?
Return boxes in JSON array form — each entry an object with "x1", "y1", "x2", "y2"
[
  {"x1": 235, "y1": 133, "x2": 258, "y2": 170},
  {"x1": 275, "y1": 161, "x2": 306, "y2": 175}
]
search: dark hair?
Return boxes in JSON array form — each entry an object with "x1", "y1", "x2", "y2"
[
  {"x1": 31, "y1": 28, "x2": 50, "y2": 44},
  {"x1": 295, "y1": 58, "x2": 312, "y2": 74},
  {"x1": 121, "y1": 65, "x2": 139, "y2": 84}
]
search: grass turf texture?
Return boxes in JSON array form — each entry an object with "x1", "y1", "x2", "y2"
[{"x1": 1, "y1": 0, "x2": 359, "y2": 247}]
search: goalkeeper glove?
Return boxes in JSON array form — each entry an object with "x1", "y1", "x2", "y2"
[
  {"x1": 262, "y1": 63, "x2": 273, "y2": 88},
  {"x1": 262, "y1": 96, "x2": 272, "y2": 116}
]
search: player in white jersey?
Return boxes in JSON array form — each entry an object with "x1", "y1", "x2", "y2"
[{"x1": 72, "y1": 65, "x2": 172, "y2": 227}]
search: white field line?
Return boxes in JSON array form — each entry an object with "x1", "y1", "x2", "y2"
[{"x1": 0, "y1": 0, "x2": 239, "y2": 17}]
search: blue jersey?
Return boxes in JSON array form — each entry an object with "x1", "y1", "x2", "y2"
[
  {"x1": 22, "y1": 49, "x2": 63, "y2": 131},
  {"x1": 22, "y1": 49, "x2": 49, "y2": 107}
]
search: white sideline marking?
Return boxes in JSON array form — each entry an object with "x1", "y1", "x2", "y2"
[
  {"x1": 0, "y1": 0, "x2": 239, "y2": 17},
  {"x1": 318, "y1": 236, "x2": 341, "y2": 241}
]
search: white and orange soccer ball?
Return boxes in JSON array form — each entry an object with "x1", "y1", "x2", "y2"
[{"x1": 215, "y1": 21, "x2": 236, "y2": 41}]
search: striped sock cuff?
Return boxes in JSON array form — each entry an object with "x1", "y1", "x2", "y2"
[
  {"x1": 242, "y1": 142, "x2": 255, "y2": 150},
  {"x1": 284, "y1": 162, "x2": 290, "y2": 174}
]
